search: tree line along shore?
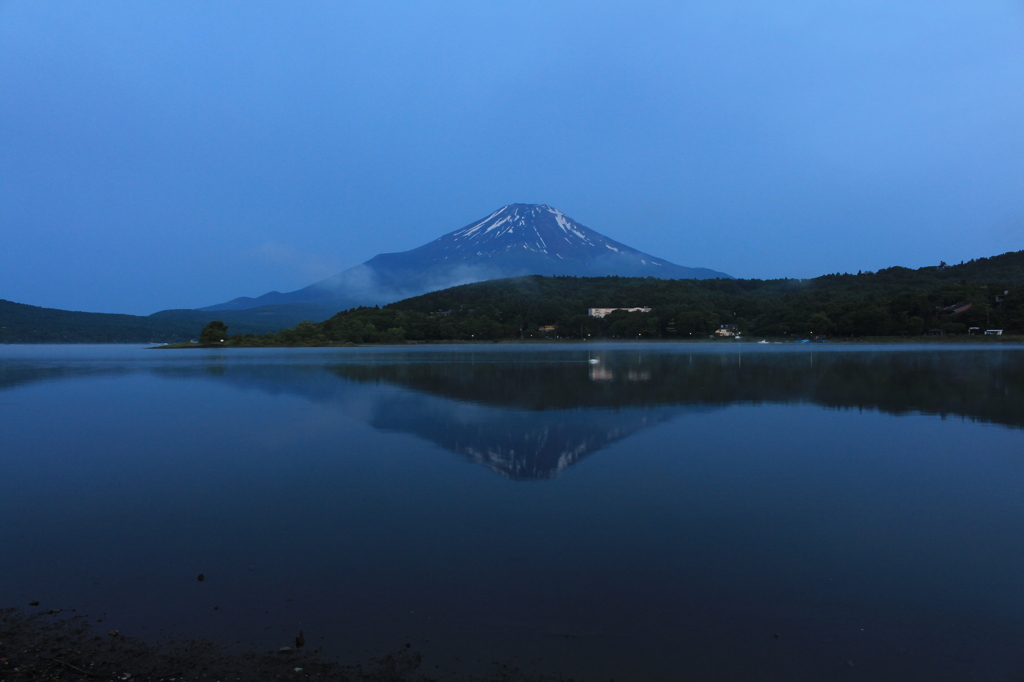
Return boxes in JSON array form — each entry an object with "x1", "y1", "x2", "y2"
[{"x1": 194, "y1": 252, "x2": 1024, "y2": 346}]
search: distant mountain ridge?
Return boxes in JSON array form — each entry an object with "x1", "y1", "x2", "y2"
[
  {"x1": 0, "y1": 298, "x2": 291, "y2": 344},
  {"x1": 202, "y1": 204, "x2": 730, "y2": 312},
  {"x1": 8, "y1": 242, "x2": 1024, "y2": 344}
]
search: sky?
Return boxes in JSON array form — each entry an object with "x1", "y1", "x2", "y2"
[{"x1": 2, "y1": 1, "x2": 1023, "y2": 315}]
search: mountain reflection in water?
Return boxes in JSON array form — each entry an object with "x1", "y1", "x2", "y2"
[
  {"x1": 362, "y1": 393, "x2": 687, "y2": 479},
  {"x1": 2, "y1": 345, "x2": 1022, "y2": 480}
]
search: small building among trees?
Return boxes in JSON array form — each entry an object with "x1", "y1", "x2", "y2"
[{"x1": 587, "y1": 307, "x2": 651, "y2": 318}]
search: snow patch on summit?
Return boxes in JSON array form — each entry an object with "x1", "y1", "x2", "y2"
[
  {"x1": 484, "y1": 215, "x2": 511, "y2": 234},
  {"x1": 552, "y1": 212, "x2": 593, "y2": 244},
  {"x1": 448, "y1": 204, "x2": 599, "y2": 253},
  {"x1": 407, "y1": 203, "x2": 729, "y2": 281}
]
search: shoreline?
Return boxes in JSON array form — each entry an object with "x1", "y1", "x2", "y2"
[
  {"x1": 149, "y1": 335, "x2": 1024, "y2": 349},
  {"x1": 1, "y1": 606, "x2": 568, "y2": 682}
]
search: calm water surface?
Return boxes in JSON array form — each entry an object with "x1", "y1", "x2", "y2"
[{"x1": 2, "y1": 343, "x2": 1023, "y2": 680}]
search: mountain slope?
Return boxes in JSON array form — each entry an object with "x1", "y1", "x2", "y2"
[{"x1": 202, "y1": 204, "x2": 729, "y2": 312}]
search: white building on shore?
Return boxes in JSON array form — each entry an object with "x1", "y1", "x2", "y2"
[{"x1": 587, "y1": 307, "x2": 652, "y2": 318}]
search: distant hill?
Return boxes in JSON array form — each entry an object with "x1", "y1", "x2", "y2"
[
  {"x1": 200, "y1": 204, "x2": 730, "y2": 313},
  {"x1": 147, "y1": 303, "x2": 339, "y2": 334},
  {"x1": 0, "y1": 299, "x2": 288, "y2": 344}
]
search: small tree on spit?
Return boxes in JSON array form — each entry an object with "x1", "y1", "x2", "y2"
[{"x1": 199, "y1": 320, "x2": 229, "y2": 344}]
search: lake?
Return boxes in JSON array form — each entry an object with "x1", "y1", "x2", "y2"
[{"x1": 2, "y1": 343, "x2": 1023, "y2": 681}]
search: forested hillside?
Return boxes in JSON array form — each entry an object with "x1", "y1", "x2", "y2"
[{"x1": 221, "y1": 251, "x2": 1024, "y2": 345}]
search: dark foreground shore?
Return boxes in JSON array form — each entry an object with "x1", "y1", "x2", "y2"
[{"x1": 0, "y1": 608, "x2": 570, "y2": 682}]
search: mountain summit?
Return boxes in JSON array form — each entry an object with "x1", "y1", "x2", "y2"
[
  {"x1": 203, "y1": 204, "x2": 729, "y2": 313},
  {"x1": 404, "y1": 203, "x2": 716, "y2": 274}
]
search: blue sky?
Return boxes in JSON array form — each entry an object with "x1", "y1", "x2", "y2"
[{"x1": 2, "y1": 1, "x2": 1023, "y2": 314}]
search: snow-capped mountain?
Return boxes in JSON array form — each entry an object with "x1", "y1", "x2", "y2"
[
  {"x1": 401, "y1": 203, "x2": 716, "y2": 273},
  {"x1": 419, "y1": 203, "x2": 676, "y2": 267},
  {"x1": 203, "y1": 204, "x2": 729, "y2": 312}
]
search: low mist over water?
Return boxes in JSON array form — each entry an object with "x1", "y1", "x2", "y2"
[{"x1": 2, "y1": 344, "x2": 1023, "y2": 680}]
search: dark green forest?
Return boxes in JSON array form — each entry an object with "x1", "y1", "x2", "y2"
[{"x1": 221, "y1": 250, "x2": 1024, "y2": 346}]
